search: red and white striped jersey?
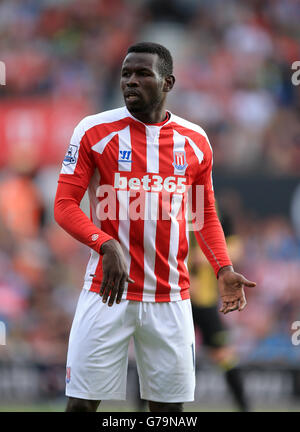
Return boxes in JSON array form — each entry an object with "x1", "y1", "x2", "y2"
[{"x1": 56, "y1": 106, "x2": 232, "y2": 302}]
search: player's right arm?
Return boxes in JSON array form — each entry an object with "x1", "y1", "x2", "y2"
[{"x1": 54, "y1": 118, "x2": 133, "y2": 306}]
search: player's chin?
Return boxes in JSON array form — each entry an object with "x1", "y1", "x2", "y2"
[{"x1": 124, "y1": 98, "x2": 145, "y2": 112}]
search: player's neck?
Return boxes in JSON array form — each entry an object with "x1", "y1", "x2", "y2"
[{"x1": 127, "y1": 105, "x2": 168, "y2": 125}]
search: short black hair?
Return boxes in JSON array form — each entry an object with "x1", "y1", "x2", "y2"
[{"x1": 126, "y1": 42, "x2": 173, "y2": 77}]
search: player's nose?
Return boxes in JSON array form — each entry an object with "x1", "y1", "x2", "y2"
[{"x1": 126, "y1": 73, "x2": 139, "y2": 86}]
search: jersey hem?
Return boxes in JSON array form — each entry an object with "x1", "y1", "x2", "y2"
[{"x1": 84, "y1": 281, "x2": 190, "y2": 302}]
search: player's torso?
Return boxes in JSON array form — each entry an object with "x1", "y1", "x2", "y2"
[{"x1": 84, "y1": 107, "x2": 209, "y2": 302}]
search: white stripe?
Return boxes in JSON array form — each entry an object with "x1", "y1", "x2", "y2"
[
  {"x1": 172, "y1": 129, "x2": 188, "y2": 175},
  {"x1": 146, "y1": 125, "x2": 160, "y2": 173},
  {"x1": 168, "y1": 193, "x2": 183, "y2": 295},
  {"x1": 92, "y1": 125, "x2": 132, "y2": 171},
  {"x1": 92, "y1": 130, "x2": 119, "y2": 155},
  {"x1": 83, "y1": 250, "x2": 100, "y2": 290},
  {"x1": 118, "y1": 125, "x2": 132, "y2": 172},
  {"x1": 186, "y1": 136, "x2": 204, "y2": 164},
  {"x1": 143, "y1": 192, "x2": 159, "y2": 301},
  {"x1": 117, "y1": 190, "x2": 131, "y2": 298}
]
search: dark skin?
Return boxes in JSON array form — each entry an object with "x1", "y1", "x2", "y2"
[
  {"x1": 66, "y1": 52, "x2": 256, "y2": 412},
  {"x1": 217, "y1": 265, "x2": 256, "y2": 314},
  {"x1": 120, "y1": 52, "x2": 175, "y2": 123}
]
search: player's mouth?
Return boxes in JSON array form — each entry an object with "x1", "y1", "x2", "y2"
[{"x1": 124, "y1": 91, "x2": 141, "y2": 102}]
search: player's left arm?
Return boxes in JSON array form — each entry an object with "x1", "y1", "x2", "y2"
[{"x1": 192, "y1": 137, "x2": 256, "y2": 314}]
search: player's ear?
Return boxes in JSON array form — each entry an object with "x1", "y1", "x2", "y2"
[{"x1": 163, "y1": 74, "x2": 175, "y2": 92}]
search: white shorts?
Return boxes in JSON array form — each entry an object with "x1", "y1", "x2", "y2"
[{"x1": 65, "y1": 289, "x2": 195, "y2": 403}]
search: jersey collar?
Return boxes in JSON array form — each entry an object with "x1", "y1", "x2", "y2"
[{"x1": 124, "y1": 106, "x2": 172, "y2": 127}]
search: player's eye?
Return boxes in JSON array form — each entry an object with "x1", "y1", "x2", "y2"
[{"x1": 139, "y1": 70, "x2": 151, "y2": 76}]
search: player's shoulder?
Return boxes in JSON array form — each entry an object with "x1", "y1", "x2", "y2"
[
  {"x1": 170, "y1": 113, "x2": 213, "y2": 156},
  {"x1": 78, "y1": 106, "x2": 128, "y2": 132},
  {"x1": 171, "y1": 113, "x2": 209, "y2": 142}
]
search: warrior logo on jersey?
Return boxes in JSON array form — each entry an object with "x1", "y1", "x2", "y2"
[
  {"x1": 118, "y1": 150, "x2": 132, "y2": 162},
  {"x1": 63, "y1": 144, "x2": 78, "y2": 165},
  {"x1": 173, "y1": 150, "x2": 188, "y2": 171}
]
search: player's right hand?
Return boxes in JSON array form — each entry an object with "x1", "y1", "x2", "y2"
[{"x1": 99, "y1": 239, "x2": 134, "y2": 306}]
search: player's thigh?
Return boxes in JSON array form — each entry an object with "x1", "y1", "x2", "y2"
[
  {"x1": 134, "y1": 299, "x2": 196, "y2": 403},
  {"x1": 66, "y1": 290, "x2": 135, "y2": 400}
]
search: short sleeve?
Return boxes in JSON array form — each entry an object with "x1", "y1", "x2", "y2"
[{"x1": 58, "y1": 118, "x2": 95, "y2": 190}]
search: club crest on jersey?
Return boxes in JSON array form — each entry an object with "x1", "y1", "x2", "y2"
[
  {"x1": 63, "y1": 144, "x2": 78, "y2": 165},
  {"x1": 173, "y1": 151, "x2": 188, "y2": 171},
  {"x1": 118, "y1": 150, "x2": 132, "y2": 162},
  {"x1": 66, "y1": 366, "x2": 71, "y2": 383}
]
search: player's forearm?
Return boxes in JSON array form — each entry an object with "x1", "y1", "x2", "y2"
[
  {"x1": 54, "y1": 182, "x2": 113, "y2": 254},
  {"x1": 193, "y1": 203, "x2": 232, "y2": 277}
]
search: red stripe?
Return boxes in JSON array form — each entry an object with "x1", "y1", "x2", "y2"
[
  {"x1": 154, "y1": 192, "x2": 172, "y2": 301},
  {"x1": 176, "y1": 200, "x2": 190, "y2": 299}
]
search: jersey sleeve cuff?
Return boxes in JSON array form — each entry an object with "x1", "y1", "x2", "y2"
[{"x1": 94, "y1": 234, "x2": 114, "y2": 255}]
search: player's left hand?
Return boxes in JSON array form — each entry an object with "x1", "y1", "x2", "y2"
[{"x1": 217, "y1": 267, "x2": 256, "y2": 314}]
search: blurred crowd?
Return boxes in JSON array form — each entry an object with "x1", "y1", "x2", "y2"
[
  {"x1": 0, "y1": 0, "x2": 299, "y2": 174},
  {"x1": 0, "y1": 0, "x2": 300, "y2": 399},
  {"x1": 194, "y1": 210, "x2": 300, "y2": 365}
]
